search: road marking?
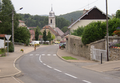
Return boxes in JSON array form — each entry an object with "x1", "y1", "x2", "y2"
[
  {"x1": 53, "y1": 54, "x2": 56, "y2": 56},
  {"x1": 47, "y1": 54, "x2": 51, "y2": 56},
  {"x1": 42, "y1": 54, "x2": 45, "y2": 56},
  {"x1": 43, "y1": 63, "x2": 46, "y2": 66},
  {"x1": 47, "y1": 65, "x2": 52, "y2": 68},
  {"x1": 65, "y1": 73, "x2": 77, "y2": 79},
  {"x1": 83, "y1": 80, "x2": 91, "y2": 83},
  {"x1": 30, "y1": 54, "x2": 33, "y2": 56},
  {"x1": 54, "y1": 68, "x2": 62, "y2": 72}
]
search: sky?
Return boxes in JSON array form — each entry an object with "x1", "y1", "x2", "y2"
[{"x1": 11, "y1": 0, "x2": 120, "y2": 16}]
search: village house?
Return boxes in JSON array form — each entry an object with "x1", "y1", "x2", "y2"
[
  {"x1": 18, "y1": 20, "x2": 27, "y2": 27},
  {"x1": 68, "y1": 6, "x2": 109, "y2": 33}
]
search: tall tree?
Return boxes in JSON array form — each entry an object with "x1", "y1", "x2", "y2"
[
  {"x1": 0, "y1": 0, "x2": 19, "y2": 35},
  {"x1": 43, "y1": 30, "x2": 47, "y2": 41},
  {"x1": 47, "y1": 31, "x2": 52, "y2": 41},
  {"x1": 35, "y1": 26, "x2": 40, "y2": 40},
  {"x1": 14, "y1": 27, "x2": 30, "y2": 43}
]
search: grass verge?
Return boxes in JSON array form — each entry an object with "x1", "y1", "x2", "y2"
[{"x1": 62, "y1": 56, "x2": 77, "y2": 60}]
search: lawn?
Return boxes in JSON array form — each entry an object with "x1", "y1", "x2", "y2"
[{"x1": 62, "y1": 56, "x2": 77, "y2": 60}]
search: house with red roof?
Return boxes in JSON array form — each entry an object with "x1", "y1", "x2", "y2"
[
  {"x1": 29, "y1": 30, "x2": 35, "y2": 42},
  {"x1": 68, "y1": 6, "x2": 109, "y2": 33},
  {"x1": 18, "y1": 20, "x2": 27, "y2": 27}
]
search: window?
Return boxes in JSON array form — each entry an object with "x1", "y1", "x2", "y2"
[{"x1": 51, "y1": 19, "x2": 52, "y2": 23}]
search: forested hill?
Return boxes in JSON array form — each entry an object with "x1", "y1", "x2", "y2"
[
  {"x1": 59, "y1": 10, "x2": 83, "y2": 22},
  {"x1": 18, "y1": 10, "x2": 83, "y2": 32}
]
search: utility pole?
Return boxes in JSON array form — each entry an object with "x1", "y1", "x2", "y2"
[
  {"x1": 106, "y1": 0, "x2": 109, "y2": 61},
  {"x1": 12, "y1": 10, "x2": 14, "y2": 50}
]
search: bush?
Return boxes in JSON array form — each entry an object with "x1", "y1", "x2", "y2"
[
  {"x1": 82, "y1": 21, "x2": 106, "y2": 45},
  {"x1": 25, "y1": 39, "x2": 30, "y2": 46},
  {"x1": 5, "y1": 42, "x2": 14, "y2": 52},
  {"x1": 71, "y1": 26, "x2": 84, "y2": 37}
]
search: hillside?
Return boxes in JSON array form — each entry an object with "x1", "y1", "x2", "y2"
[{"x1": 58, "y1": 10, "x2": 83, "y2": 22}]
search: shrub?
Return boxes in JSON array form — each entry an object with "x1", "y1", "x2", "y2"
[
  {"x1": 71, "y1": 26, "x2": 84, "y2": 37},
  {"x1": 5, "y1": 42, "x2": 14, "y2": 52},
  {"x1": 82, "y1": 21, "x2": 106, "y2": 45}
]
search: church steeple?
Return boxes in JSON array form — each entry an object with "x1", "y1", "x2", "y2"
[{"x1": 48, "y1": 5, "x2": 56, "y2": 29}]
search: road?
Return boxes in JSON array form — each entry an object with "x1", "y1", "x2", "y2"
[{"x1": 15, "y1": 45, "x2": 120, "y2": 83}]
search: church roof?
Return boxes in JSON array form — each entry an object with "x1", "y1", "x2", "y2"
[
  {"x1": 43, "y1": 25, "x2": 59, "y2": 36},
  {"x1": 54, "y1": 27, "x2": 64, "y2": 36}
]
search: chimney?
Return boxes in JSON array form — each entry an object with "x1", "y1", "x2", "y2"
[{"x1": 83, "y1": 9, "x2": 87, "y2": 14}]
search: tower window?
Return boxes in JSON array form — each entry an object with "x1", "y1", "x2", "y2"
[{"x1": 51, "y1": 19, "x2": 52, "y2": 23}]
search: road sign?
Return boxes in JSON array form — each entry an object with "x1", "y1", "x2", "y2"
[{"x1": 5, "y1": 35, "x2": 11, "y2": 40}]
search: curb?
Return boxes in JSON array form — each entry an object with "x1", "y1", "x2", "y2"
[{"x1": 0, "y1": 46, "x2": 41, "y2": 78}]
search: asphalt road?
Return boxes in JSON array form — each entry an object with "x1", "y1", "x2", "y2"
[{"x1": 15, "y1": 45, "x2": 120, "y2": 83}]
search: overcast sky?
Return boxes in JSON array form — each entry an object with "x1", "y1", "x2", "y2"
[{"x1": 11, "y1": 0, "x2": 120, "y2": 16}]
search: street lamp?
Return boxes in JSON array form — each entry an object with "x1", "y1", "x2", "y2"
[
  {"x1": 12, "y1": 7, "x2": 23, "y2": 50},
  {"x1": 106, "y1": 0, "x2": 109, "y2": 61}
]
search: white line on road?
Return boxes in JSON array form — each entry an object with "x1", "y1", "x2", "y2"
[
  {"x1": 43, "y1": 63, "x2": 46, "y2": 66},
  {"x1": 53, "y1": 54, "x2": 56, "y2": 56},
  {"x1": 42, "y1": 54, "x2": 45, "y2": 56},
  {"x1": 83, "y1": 80, "x2": 91, "y2": 83},
  {"x1": 47, "y1": 54, "x2": 51, "y2": 56},
  {"x1": 65, "y1": 73, "x2": 77, "y2": 79},
  {"x1": 54, "y1": 68, "x2": 62, "y2": 72},
  {"x1": 47, "y1": 65, "x2": 52, "y2": 68}
]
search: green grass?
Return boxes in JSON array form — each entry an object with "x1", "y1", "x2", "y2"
[
  {"x1": 0, "y1": 50, "x2": 2, "y2": 54},
  {"x1": 62, "y1": 56, "x2": 77, "y2": 60}
]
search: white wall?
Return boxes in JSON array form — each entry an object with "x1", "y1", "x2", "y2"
[
  {"x1": 0, "y1": 39, "x2": 4, "y2": 48},
  {"x1": 70, "y1": 19, "x2": 106, "y2": 32}
]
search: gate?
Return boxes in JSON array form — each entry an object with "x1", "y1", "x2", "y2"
[{"x1": 91, "y1": 45, "x2": 107, "y2": 61}]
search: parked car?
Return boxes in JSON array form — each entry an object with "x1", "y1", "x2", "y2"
[
  {"x1": 59, "y1": 42, "x2": 66, "y2": 49},
  {"x1": 54, "y1": 41, "x2": 60, "y2": 44}
]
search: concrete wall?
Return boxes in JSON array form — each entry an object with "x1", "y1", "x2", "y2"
[
  {"x1": 0, "y1": 39, "x2": 4, "y2": 48},
  {"x1": 70, "y1": 19, "x2": 106, "y2": 32}
]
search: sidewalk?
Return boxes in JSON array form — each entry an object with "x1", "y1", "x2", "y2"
[
  {"x1": 0, "y1": 45, "x2": 47, "y2": 83},
  {"x1": 57, "y1": 49, "x2": 120, "y2": 72}
]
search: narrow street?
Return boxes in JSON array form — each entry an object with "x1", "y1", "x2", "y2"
[{"x1": 15, "y1": 45, "x2": 120, "y2": 83}]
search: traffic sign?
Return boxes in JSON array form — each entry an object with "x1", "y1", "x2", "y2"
[{"x1": 5, "y1": 35, "x2": 11, "y2": 40}]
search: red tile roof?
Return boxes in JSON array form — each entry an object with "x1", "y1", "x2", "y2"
[
  {"x1": 0, "y1": 34, "x2": 7, "y2": 38},
  {"x1": 43, "y1": 25, "x2": 59, "y2": 36},
  {"x1": 19, "y1": 20, "x2": 25, "y2": 23},
  {"x1": 29, "y1": 30, "x2": 35, "y2": 35}
]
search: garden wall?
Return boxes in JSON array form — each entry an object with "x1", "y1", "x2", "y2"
[{"x1": 66, "y1": 35, "x2": 120, "y2": 61}]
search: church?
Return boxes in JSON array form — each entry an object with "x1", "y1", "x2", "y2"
[{"x1": 40, "y1": 7, "x2": 64, "y2": 41}]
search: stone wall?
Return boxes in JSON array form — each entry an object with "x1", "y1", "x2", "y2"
[
  {"x1": 66, "y1": 35, "x2": 120, "y2": 61},
  {"x1": 66, "y1": 35, "x2": 90, "y2": 60},
  {"x1": 110, "y1": 48, "x2": 120, "y2": 60}
]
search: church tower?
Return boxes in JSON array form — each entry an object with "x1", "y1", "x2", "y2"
[{"x1": 48, "y1": 7, "x2": 56, "y2": 29}]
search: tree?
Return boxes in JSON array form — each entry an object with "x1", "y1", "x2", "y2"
[
  {"x1": 116, "y1": 10, "x2": 120, "y2": 19},
  {"x1": 51, "y1": 34, "x2": 55, "y2": 40},
  {"x1": 61, "y1": 26, "x2": 68, "y2": 33},
  {"x1": 14, "y1": 27, "x2": 30, "y2": 43},
  {"x1": 0, "y1": 0, "x2": 19, "y2": 34},
  {"x1": 43, "y1": 30, "x2": 47, "y2": 41},
  {"x1": 71, "y1": 26, "x2": 84, "y2": 37},
  {"x1": 47, "y1": 31, "x2": 52, "y2": 41},
  {"x1": 35, "y1": 26, "x2": 40, "y2": 40},
  {"x1": 82, "y1": 21, "x2": 106, "y2": 45}
]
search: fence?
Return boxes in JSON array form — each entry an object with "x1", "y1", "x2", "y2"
[{"x1": 91, "y1": 45, "x2": 107, "y2": 61}]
